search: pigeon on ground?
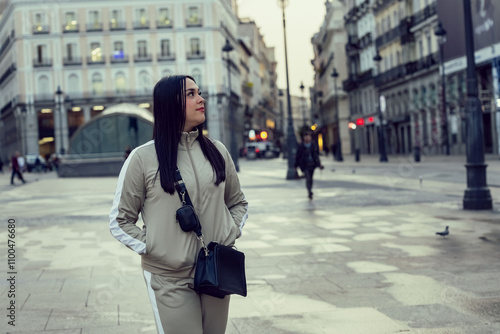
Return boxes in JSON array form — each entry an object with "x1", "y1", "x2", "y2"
[{"x1": 436, "y1": 226, "x2": 449, "y2": 237}]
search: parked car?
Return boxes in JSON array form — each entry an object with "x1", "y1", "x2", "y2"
[
  {"x1": 244, "y1": 142, "x2": 280, "y2": 160},
  {"x1": 26, "y1": 154, "x2": 48, "y2": 172}
]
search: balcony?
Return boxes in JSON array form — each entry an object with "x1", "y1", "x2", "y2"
[
  {"x1": 63, "y1": 57, "x2": 83, "y2": 66},
  {"x1": 413, "y1": 3, "x2": 438, "y2": 27},
  {"x1": 134, "y1": 21, "x2": 150, "y2": 29},
  {"x1": 358, "y1": 32, "x2": 372, "y2": 49},
  {"x1": 186, "y1": 18, "x2": 202, "y2": 27},
  {"x1": 87, "y1": 56, "x2": 106, "y2": 65},
  {"x1": 157, "y1": 20, "x2": 173, "y2": 29},
  {"x1": 63, "y1": 23, "x2": 79, "y2": 33},
  {"x1": 345, "y1": 35, "x2": 360, "y2": 53},
  {"x1": 33, "y1": 58, "x2": 52, "y2": 67},
  {"x1": 87, "y1": 22, "x2": 103, "y2": 32},
  {"x1": 186, "y1": 51, "x2": 205, "y2": 60},
  {"x1": 399, "y1": 17, "x2": 414, "y2": 45},
  {"x1": 375, "y1": 26, "x2": 401, "y2": 49},
  {"x1": 405, "y1": 53, "x2": 439, "y2": 75},
  {"x1": 0, "y1": 63, "x2": 16, "y2": 86},
  {"x1": 109, "y1": 21, "x2": 126, "y2": 30},
  {"x1": 32, "y1": 25, "x2": 50, "y2": 34},
  {"x1": 134, "y1": 54, "x2": 152, "y2": 62},
  {"x1": 157, "y1": 53, "x2": 176, "y2": 61},
  {"x1": 110, "y1": 54, "x2": 129, "y2": 63}
]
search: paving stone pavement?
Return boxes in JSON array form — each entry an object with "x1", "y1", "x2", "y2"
[{"x1": 0, "y1": 154, "x2": 499, "y2": 333}]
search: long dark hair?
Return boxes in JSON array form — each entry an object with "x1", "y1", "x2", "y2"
[{"x1": 152, "y1": 75, "x2": 226, "y2": 194}]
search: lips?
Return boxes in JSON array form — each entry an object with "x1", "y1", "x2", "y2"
[{"x1": 197, "y1": 107, "x2": 205, "y2": 112}]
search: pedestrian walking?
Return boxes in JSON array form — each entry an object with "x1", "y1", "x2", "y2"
[
  {"x1": 295, "y1": 130, "x2": 323, "y2": 199},
  {"x1": 109, "y1": 75, "x2": 248, "y2": 334},
  {"x1": 10, "y1": 151, "x2": 26, "y2": 185}
]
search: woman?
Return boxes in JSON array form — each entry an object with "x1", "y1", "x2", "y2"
[
  {"x1": 109, "y1": 75, "x2": 248, "y2": 334},
  {"x1": 294, "y1": 130, "x2": 323, "y2": 199}
]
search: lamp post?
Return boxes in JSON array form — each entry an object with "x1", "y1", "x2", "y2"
[
  {"x1": 55, "y1": 86, "x2": 65, "y2": 155},
  {"x1": 331, "y1": 68, "x2": 343, "y2": 161},
  {"x1": 461, "y1": 0, "x2": 492, "y2": 210},
  {"x1": 278, "y1": 0, "x2": 298, "y2": 180},
  {"x1": 222, "y1": 39, "x2": 239, "y2": 172},
  {"x1": 373, "y1": 50, "x2": 388, "y2": 162},
  {"x1": 434, "y1": 21, "x2": 450, "y2": 155},
  {"x1": 299, "y1": 82, "x2": 306, "y2": 126}
]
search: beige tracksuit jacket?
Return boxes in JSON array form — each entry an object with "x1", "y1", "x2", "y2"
[{"x1": 109, "y1": 130, "x2": 248, "y2": 277}]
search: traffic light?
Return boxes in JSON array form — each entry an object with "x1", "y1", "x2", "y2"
[{"x1": 260, "y1": 131, "x2": 268, "y2": 140}]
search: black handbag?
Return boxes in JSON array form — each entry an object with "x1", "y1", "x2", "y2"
[{"x1": 174, "y1": 168, "x2": 247, "y2": 299}]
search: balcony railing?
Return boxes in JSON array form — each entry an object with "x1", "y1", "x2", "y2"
[
  {"x1": 63, "y1": 24, "x2": 79, "y2": 33},
  {"x1": 134, "y1": 54, "x2": 152, "y2": 62},
  {"x1": 375, "y1": 25, "x2": 401, "y2": 49},
  {"x1": 413, "y1": 3, "x2": 437, "y2": 27},
  {"x1": 110, "y1": 54, "x2": 129, "y2": 63},
  {"x1": 63, "y1": 57, "x2": 83, "y2": 65},
  {"x1": 134, "y1": 21, "x2": 150, "y2": 29},
  {"x1": 87, "y1": 22, "x2": 103, "y2": 32},
  {"x1": 358, "y1": 32, "x2": 372, "y2": 49},
  {"x1": 157, "y1": 53, "x2": 176, "y2": 61},
  {"x1": 87, "y1": 56, "x2": 106, "y2": 65},
  {"x1": 109, "y1": 21, "x2": 126, "y2": 30},
  {"x1": 33, "y1": 58, "x2": 53, "y2": 67},
  {"x1": 32, "y1": 25, "x2": 50, "y2": 34},
  {"x1": 186, "y1": 51, "x2": 205, "y2": 60},
  {"x1": 186, "y1": 18, "x2": 202, "y2": 27},
  {"x1": 374, "y1": 53, "x2": 439, "y2": 86},
  {"x1": 157, "y1": 20, "x2": 173, "y2": 29},
  {"x1": 0, "y1": 63, "x2": 16, "y2": 86}
]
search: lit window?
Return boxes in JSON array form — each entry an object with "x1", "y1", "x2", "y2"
[
  {"x1": 188, "y1": 7, "x2": 199, "y2": 24},
  {"x1": 90, "y1": 43, "x2": 102, "y2": 62},
  {"x1": 138, "y1": 8, "x2": 147, "y2": 26},
  {"x1": 114, "y1": 41, "x2": 124, "y2": 59},
  {"x1": 92, "y1": 73, "x2": 103, "y2": 95},
  {"x1": 116, "y1": 72, "x2": 126, "y2": 94},
  {"x1": 65, "y1": 12, "x2": 77, "y2": 31},
  {"x1": 159, "y1": 8, "x2": 170, "y2": 25}
]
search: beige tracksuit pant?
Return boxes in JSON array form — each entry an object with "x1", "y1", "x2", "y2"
[{"x1": 144, "y1": 270, "x2": 230, "y2": 334}]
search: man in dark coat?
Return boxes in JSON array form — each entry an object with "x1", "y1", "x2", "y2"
[
  {"x1": 10, "y1": 151, "x2": 26, "y2": 185},
  {"x1": 294, "y1": 131, "x2": 323, "y2": 199}
]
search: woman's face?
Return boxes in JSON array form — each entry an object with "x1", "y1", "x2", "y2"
[{"x1": 183, "y1": 78, "x2": 205, "y2": 132}]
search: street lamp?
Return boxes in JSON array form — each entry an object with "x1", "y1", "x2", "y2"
[
  {"x1": 278, "y1": 0, "x2": 298, "y2": 180},
  {"x1": 299, "y1": 82, "x2": 306, "y2": 126},
  {"x1": 373, "y1": 50, "x2": 388, "y2": 162},
  {"x1": 434, "y1": 21, "x2": 450, "y2": 155},
  {"x1": 461, "y1": 0, "x2": 492, "y2": 210},
  {"x1": 331, "y1": 68, "x2": 343, "y2": 161},
  {"x1": 55, "y1": 86, "x2": 65, "y2": 155},
  {"x1": 222, "y1": 38, "x2": 239, "y2": 172}
]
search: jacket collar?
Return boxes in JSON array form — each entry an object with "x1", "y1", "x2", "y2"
[{"x1": 178, "y1": 129, "x2": 199, "y2": 151}]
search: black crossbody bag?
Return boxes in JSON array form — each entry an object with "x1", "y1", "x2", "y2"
[{"x1": 174, "y1": 168, "x2": 247, "y2": 299}]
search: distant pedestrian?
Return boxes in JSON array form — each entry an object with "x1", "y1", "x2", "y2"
[
  {"x1": 17, "y1": 154, "x2": 26, "y2": 172},
  {"x1": 109, "y1": 75, "x2": 248, "y2": 334},
  {"x1": 295, "y1": 131, "x2": 323, "y2": 199},
  {"x1": 10, "y1": 151, "x2": 26, "y2": 185}
]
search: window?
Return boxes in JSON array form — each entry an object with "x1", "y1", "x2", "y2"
[
  {"x1": 137, "y1": 8, "x2": 147, "y2": 27},
  {"x1": 92, "y1": 73, "x2": 103, "y2": 95},
  {"x1": 66, "y1": 43, "x2": 76, "y2": 61},
  {"x1": 160, "y1": 39, "x2": 171, "y2": 57},
  {"x1": 90, "y1": 42, "x2": 102, "y2": 62},
  {"x1": 159, "y1": 8, "x2": 171, "y2": 26},
  {"x1": 89, "y1": 11, "x2": 101, "y2": 30},
  {"x1": 113, "y1": 41, "x2": 124, "y2": 59},
  {"x1": 115, "y1": 72, "x2": 126, "y2": 94},
  {"x1": 190, "y1": 38, "x2": 200, "y2": 56},
  {"x1": 68, "y1": 74, "x2": 79, "y2": 94},
  {"x1": 111, "y1": 10, "x2": 123, "y2": 29},
  {"x1": 139, "y1": 71, "x2": 152, "y2": 94},
  {"x1": 188, "y1": 7, "x2": 200, "y2": 25},
  {"x1": 419, "y1": 39, "x2": 424, "y2": 59},
  {"x1": 37, "y1": 45, "x2": 46, "y2": 63},
  {"x1": 192, "y1": 69, "x2": 202, "y2": 87},
  {"x1": 137, "y1": 41, "x2": 147, "y2": 57},
  {"x1": 64, "y1": 12, "x2": 77, "y2": 31},
  {"x1": 38, "y1": 75, "x2": 50, "y2": 96},
  {"x1": 427, "y1": 33, "x2": 432, "y2": 55},
  {"x1": 34, "y1": 13, "x2": 47, "y2": 33}
]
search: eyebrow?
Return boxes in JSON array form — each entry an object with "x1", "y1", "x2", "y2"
[{"x1": 186, "y1": 88, "x2": 202, "y2": 94}]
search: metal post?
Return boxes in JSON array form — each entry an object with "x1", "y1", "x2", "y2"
[
  {"x1": 462, "y1": 0, "x2": 492, "y2": 210},
  {"x1": 55, "y1": 86, "x2": 64, "y2": 155},
  {"x1": 373, "y1": 50, "x2": 388, "y2": 162},
  {"x1": 332, "y1": 68, "x2": 343, "y2": 161},
  {"x1": 435, "y1": 22, "x2": 450, "y2": 155},
  {"x1": 279, "y1": 0, "x2": 298, "y2": 180},
  {"x1": 222, "y1": 39, "x2": 239, "y2": 172}
]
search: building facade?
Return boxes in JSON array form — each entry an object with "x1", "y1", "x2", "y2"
[
  {"x1": 0, "y1": 0, "x2": 244, "y2": 162},
  {"x1": 312, "y1": 0, "x2": 350, "y2": 157}
]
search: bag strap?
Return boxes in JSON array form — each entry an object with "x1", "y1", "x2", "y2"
[{"x1": 174, "y1": 168, "x2": 207, "y2": 254}]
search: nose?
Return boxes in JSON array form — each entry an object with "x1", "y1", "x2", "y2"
[{"x1": 198, "y1": 95, "x2": 205, "y2": 103}]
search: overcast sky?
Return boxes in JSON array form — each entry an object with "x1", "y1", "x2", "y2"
[{"x1": 236, "y1": 0, "x2": 327, "y2": 98}]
